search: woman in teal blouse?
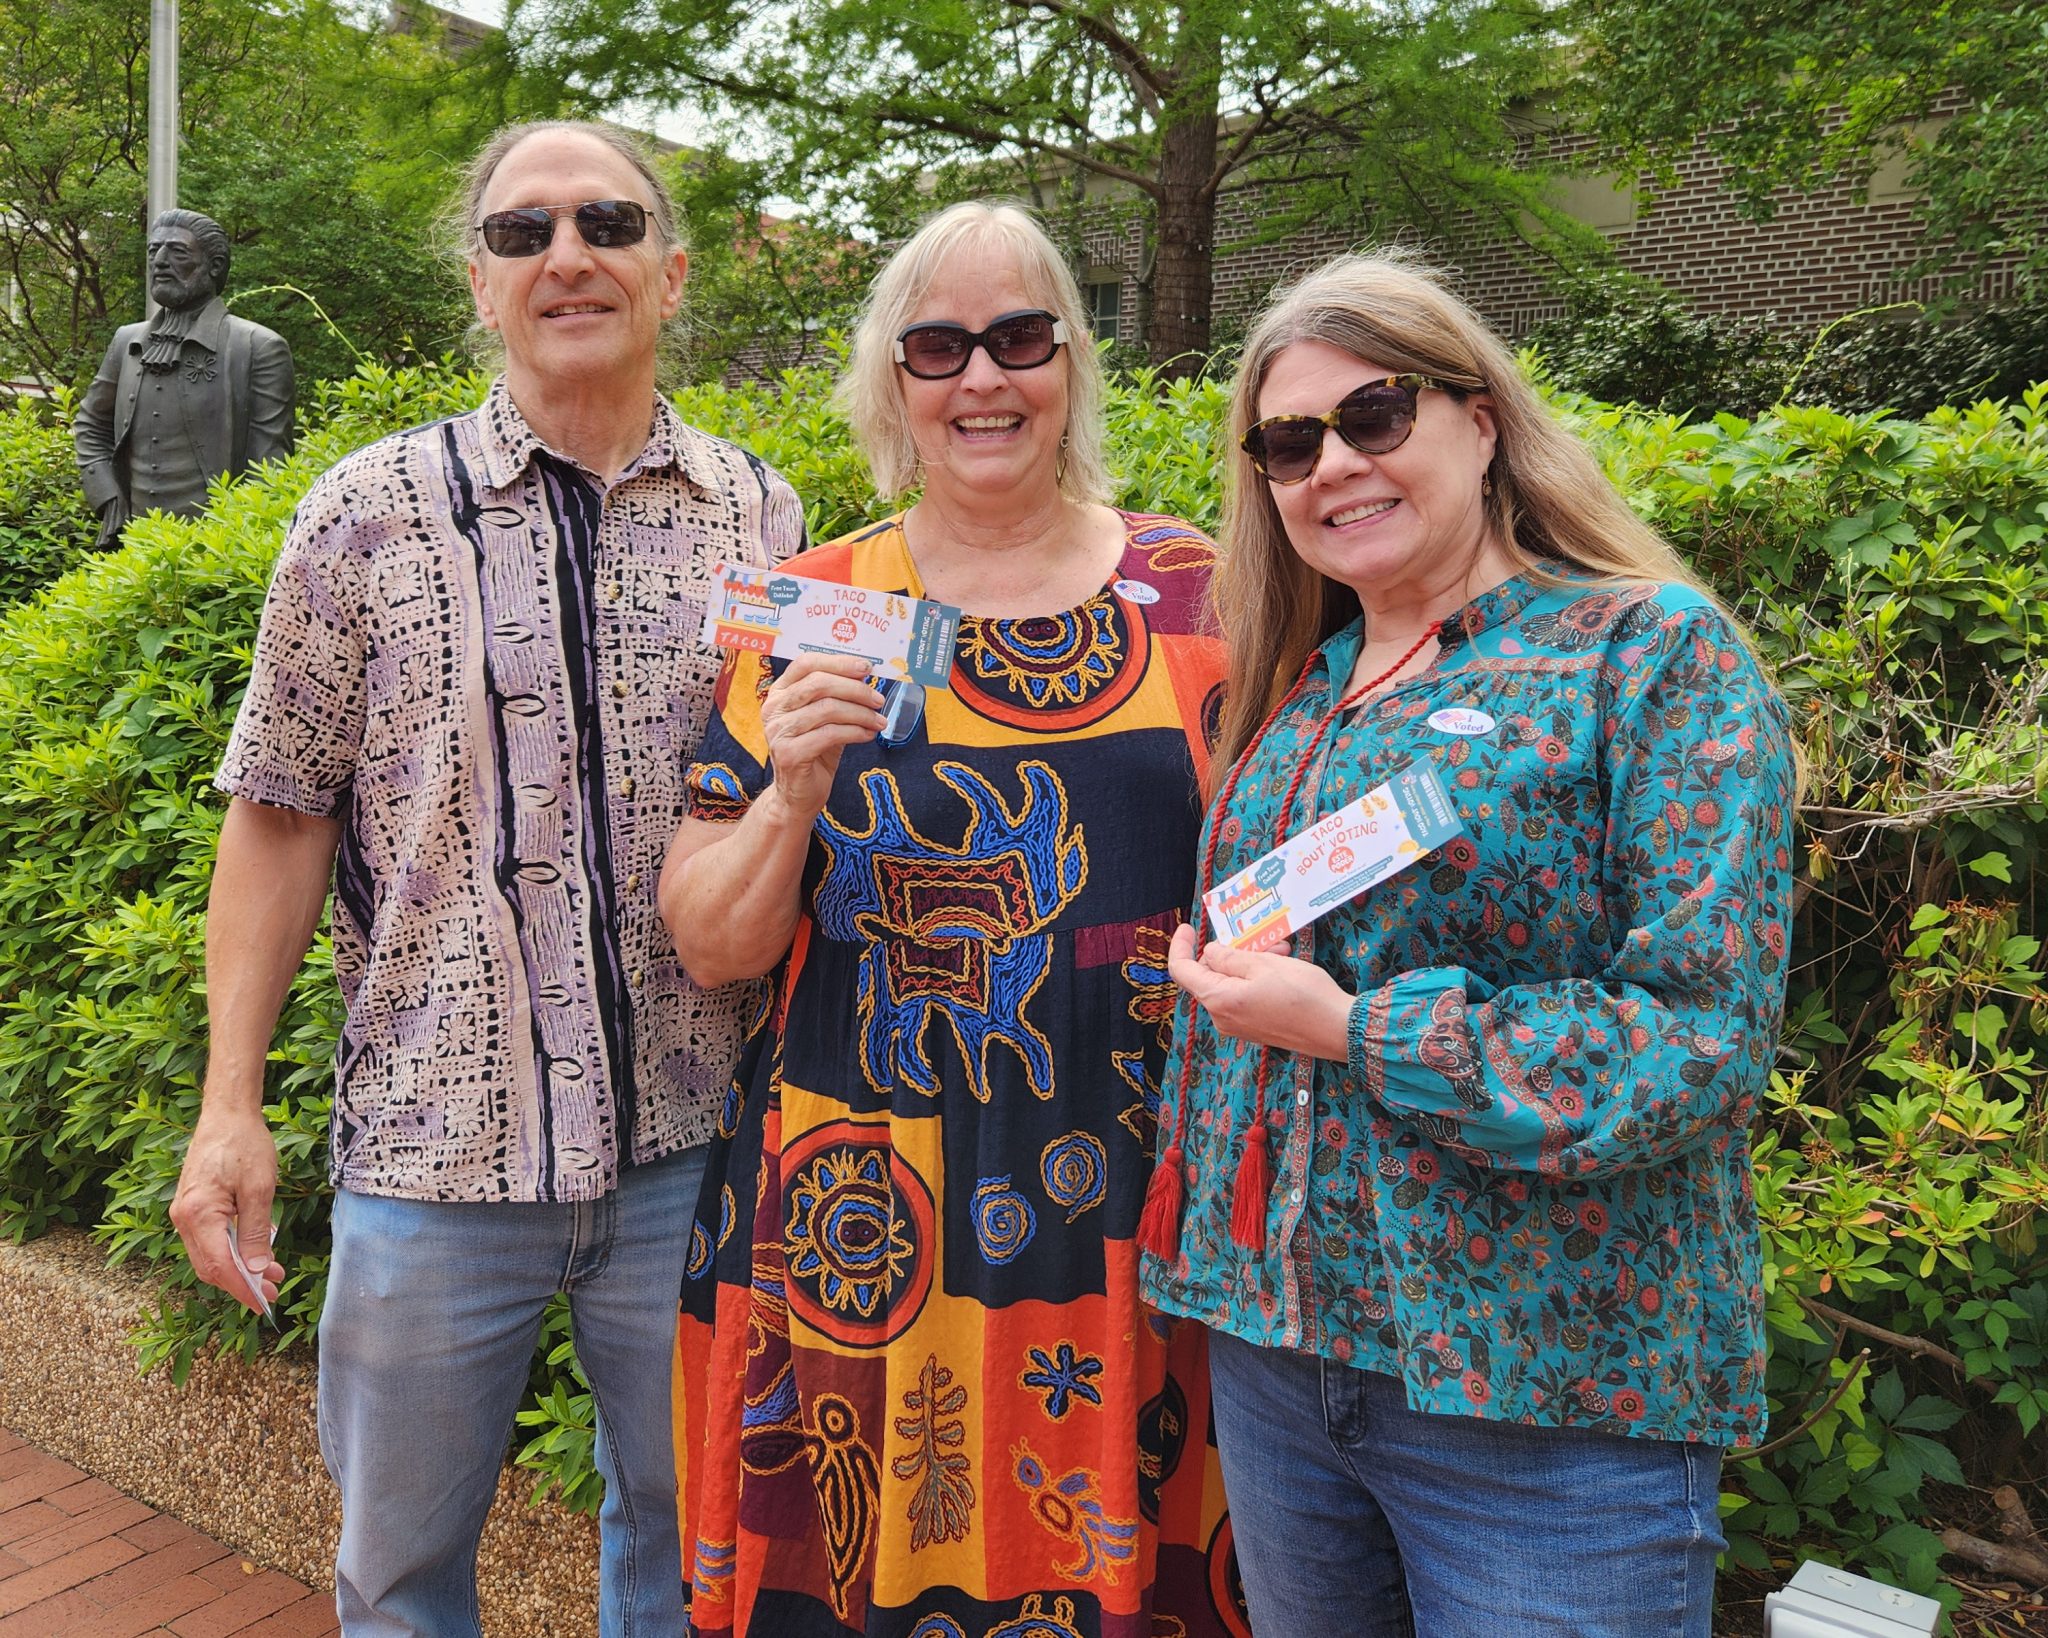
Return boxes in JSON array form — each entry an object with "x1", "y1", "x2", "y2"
[{"x1": 1137, "y1": 251, "x2": 1796, "y2": 1636}]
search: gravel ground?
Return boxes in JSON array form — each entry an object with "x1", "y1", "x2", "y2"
[{"x1": 0, "y1": 1225, "x2": 601, "y2": 1635}]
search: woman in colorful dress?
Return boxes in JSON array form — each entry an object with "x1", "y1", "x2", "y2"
[
  {"x1": 661, "y1": 201, "x2": 1238, "y2": 1638},
  {"x1": 1138, "y1": 251, "x2": 1797, "y2": 1637}
]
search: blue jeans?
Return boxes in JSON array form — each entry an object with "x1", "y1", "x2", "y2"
[
  {"x1": 1206, "y1": 1327, "x2": 1725, "y2": 1637},
  {"x1": 319, "y1": 1144, "x2": 706, "y2": 1637}
]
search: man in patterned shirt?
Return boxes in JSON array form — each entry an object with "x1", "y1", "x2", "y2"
[{"x1": 169, "y1": 120, "x2": 803, "y2": 1634}]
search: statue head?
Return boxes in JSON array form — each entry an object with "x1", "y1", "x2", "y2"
[{"x1": 146, "y1": 210, "x2": 230, "y2": 313}]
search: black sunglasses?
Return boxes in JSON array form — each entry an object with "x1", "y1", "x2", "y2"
[
  {"x1": 1241, "y1": 374, "x2": 1464, "y2": 484},
  {"x1": 893, "y1": 309, "x2": 1069, "y2": 379},
  {"x1": 476, "y1": 200, "x2": 650, "y2": 258}
]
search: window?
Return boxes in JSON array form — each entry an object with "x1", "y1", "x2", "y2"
[{"x1": 1085, "y1": 280, "x2": 1121, "y2": 343}]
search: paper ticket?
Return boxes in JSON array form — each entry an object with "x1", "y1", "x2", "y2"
[
  {"x1": 1204, "y1": 760, "x2": 1466, "y2": 952},
  {"x1": 225, "y1": 1217, "x2": 278, "y2": 1321},
  {"x1": 701, "y1": 561, "x2": 962, "y2": 689}
]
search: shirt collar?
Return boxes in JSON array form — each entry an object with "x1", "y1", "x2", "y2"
[
  {"x1": 474, "y1": 376, "x2": 727, "y2": 496},
  {"x1": 138, "y1": 295, "x2": 227, "y2": 355},
  {"x1": 183, "y1": 296, "x2": 229, "y2": 354},
  {"x1": 1312, "y1": 561, "x2": 1577, "y2": 694}
]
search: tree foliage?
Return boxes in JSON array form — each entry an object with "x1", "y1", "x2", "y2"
[
  {"x1": 1575, "y1": 0, "x2": 2048, "y2": 290},
  {"x1": 502, "y1": 0, "x2": 1592, "y2": 371},
  {"x1": 659, "y1": 150, "x2": 878, "y2": 383},
  {"x1": 0, "y1": 0, "x2": 479, "y2": 390}
]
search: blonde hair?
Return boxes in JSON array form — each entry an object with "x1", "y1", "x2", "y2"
[
  {"x1": 1213, "y1": 248, "x2": 1725, "y2": 777},
  {"x1": 834, "y1": 200, "x2": 1110, "y2": 504}
]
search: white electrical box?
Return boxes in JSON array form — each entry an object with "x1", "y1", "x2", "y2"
[{"x1": 1762, "y1": 1560, "x2": 1944, "y2": 1638}]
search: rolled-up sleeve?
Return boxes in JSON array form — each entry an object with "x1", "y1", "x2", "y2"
[{"x1": 682, "y1": 648, "x2": 774, "y2": 825}]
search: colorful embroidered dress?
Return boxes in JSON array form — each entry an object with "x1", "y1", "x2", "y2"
[
  {"x1": 676, "y1": 513, "x2": 1243, "y2": 1638},
  {"x1": 1140, "y1": 572, "x2": 1796, "y2": 1448}
]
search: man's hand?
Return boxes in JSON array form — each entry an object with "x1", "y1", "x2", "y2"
[
  {"x1": 175, "y1": 796, "x2": 341, "y2": 1315},
  {"x1": 170, "y1": 1100, "x2": 284, "y2": 1313},
  {"x1": 1166, "y1": 922, "x2": 1356, "y2": 1061}
]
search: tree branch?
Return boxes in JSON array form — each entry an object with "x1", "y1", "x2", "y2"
[
  {"x1": 663, "y1": 64, "x2": 1165, "y2": 195},
  {"x1": 1939, "y1": 1529, "x2": 2048, "y2": 1587},
  {"x1": 1795, "y1": 1294, "x2": 1987, "y2": 1387},
  {"x1": 1736, "y1": 1347, "x2": 1869, "y2": 1461},
  {"x1": 1801, "y1": 783, "x2": 2043, "y2": 844},
  {"x1": 1004, "y1": 0, "x2": 1167, "y2": 112}
]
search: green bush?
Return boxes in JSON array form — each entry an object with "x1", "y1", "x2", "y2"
[
  {"x1": 0, "y1": 391, "x2": 100, "y2": 608},
  {"x1": 1534, "y1": 271, "x2": 2048, "y2": 423},
  {"x1": 1791, "y1": 301, "x2": 2048, "y2": 420},
  {"x1": 1575, "y1": 389, "x2": 2048, "y2": 1619},
  {"x1": 2, "y1": 354, "x2": 2045, "y2": 1629},
  {"x1": 1529, "y1": 272, "x2": 1801, "y2": 419}
]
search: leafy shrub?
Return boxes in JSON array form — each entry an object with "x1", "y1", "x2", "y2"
[
  {"x1": 0, "y1": 390, "x2": 99, "y2": 608},
  {"x1": 1534, "y1": 271, "x2": 2048, "y2": 423},
  {"x1": 4, "y1": 355, "x2": 2047, "y2": 1629},
  {"x1": 1574, "y1": 389, "x2": 2048, "y2": 1620},
  {"x1": 1529, "y1": 272, "x2": 1801, "y2": 419},
  {"x1": 1791, "y1": 300, "x2": 2048, "y2": 420}
]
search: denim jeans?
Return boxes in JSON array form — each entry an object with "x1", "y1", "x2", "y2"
[
  {"x1": 318, "y1": 1143, "x2": 706, "y2": 1637},
  {"x1": 1205, "y1": 1327, "x2": 1725, "y2": 1637}
]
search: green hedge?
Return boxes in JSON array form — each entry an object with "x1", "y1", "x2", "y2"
[
  {"x1": 1, "y1": 356, "x2": 2044, "y2": 1625},
  {"x1": 0, "y1": 391, "x2": 99, "y2": 609},
  {"x1": 1530, "y1": 270, "x2": 2048, "y2": 423}
]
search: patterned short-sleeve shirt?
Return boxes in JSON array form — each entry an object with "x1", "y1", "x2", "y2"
[{"x1": 218, "y1": 379, "x2": 804, "y2": 1203}]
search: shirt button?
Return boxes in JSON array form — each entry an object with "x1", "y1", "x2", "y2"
[
  {"x1": 630, "y1": 968, "x2": 644, "y2": 987},
  {"x1": 1296, "y1": 1089, "x2": 1310, "y2": 1107},
  {"x1": 611, "y1": 679, "x2": 628, "y2": 699},
  {"x1": 1289, "y1": 1187, "x2": 1304, "y2": 1205},
  {"x1": 606, "y1": 581, "x2": 622, "y2": 601},
  {"x1": 621, "y1": 776, "x2": 636, "y2": 797},
  {"x1": 626, "y1": 872, "x2": 642, "y2": 891}
]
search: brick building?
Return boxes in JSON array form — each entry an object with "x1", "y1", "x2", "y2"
[{"x1": 1058, "y1": 111, "x2": 2027, "y2": 354}]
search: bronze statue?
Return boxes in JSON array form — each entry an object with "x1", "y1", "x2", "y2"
[{"x1": 73, "y1": 209, "x2": 296, "y2": 546}]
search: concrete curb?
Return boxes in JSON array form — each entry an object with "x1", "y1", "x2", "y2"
[{"x1": 0, "y1": 1226, "x2": 600, "y2": 1635}]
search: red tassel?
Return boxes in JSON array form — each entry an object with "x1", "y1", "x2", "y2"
[
  {"x1": 1228, "y1": 1122, "x2": 1273, "y2": 1252},
  {"x1": 1138, "y1": 1143, "x2": 1187, "y2": 1261}
]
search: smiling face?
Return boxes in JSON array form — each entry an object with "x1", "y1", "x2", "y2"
[
  {"x1": 467, "y1": 129, "x2": 686, "y2": 399},
  {"x1": 896, "y1": 248, "x2": 1069, "y2": 508},
  {"x1": 1255, "y1": 339, "x2": 1510, "y2": 615}
]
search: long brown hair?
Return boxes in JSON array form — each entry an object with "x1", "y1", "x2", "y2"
[{"x1": 1212, "y1": 249, "x2": 1721, "y2": 782}]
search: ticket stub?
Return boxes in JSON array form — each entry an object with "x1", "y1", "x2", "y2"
[
  {"x1": 702, "y1": 561, "x2": 962, "y2": 689},
  {"x1": 1203, "y1": 761, "x2": 1465, "y2": 952},
  {"x1": 225, "y1": 1218, "x2": 278, "y2": 1321}
]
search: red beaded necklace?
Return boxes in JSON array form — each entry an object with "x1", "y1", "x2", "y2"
[{"x1": 1138, "y1": 619, "x2": 1443, "y2": 1263}]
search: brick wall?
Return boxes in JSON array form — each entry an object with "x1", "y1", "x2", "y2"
[
  {"x1": 1063, "y1": 111, "x2": 2027, "y2": 344},
  {"x1": 716, "y1": 107, "x2": 2027, "y2": 384},
  {"x1": 1436, "y1": 125, "x2": 2024, "y2": 337}
]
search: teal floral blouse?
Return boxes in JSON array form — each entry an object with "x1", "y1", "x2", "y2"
[{"x1": 1138, "y1": 570, "x2": 1796, "y2": 1447}]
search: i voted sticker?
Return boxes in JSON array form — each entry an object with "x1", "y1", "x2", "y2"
[
  {"x1": 1113, "y1": 578, "x2": 1160, "y2": 604},
  {"x1": 1428, "y1": 707, "x2": 1496, "y2": 736}
]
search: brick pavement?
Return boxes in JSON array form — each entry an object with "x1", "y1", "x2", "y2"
[{"x1": 0, "y1": 1427, "x2": 335, "y2": 1637}]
